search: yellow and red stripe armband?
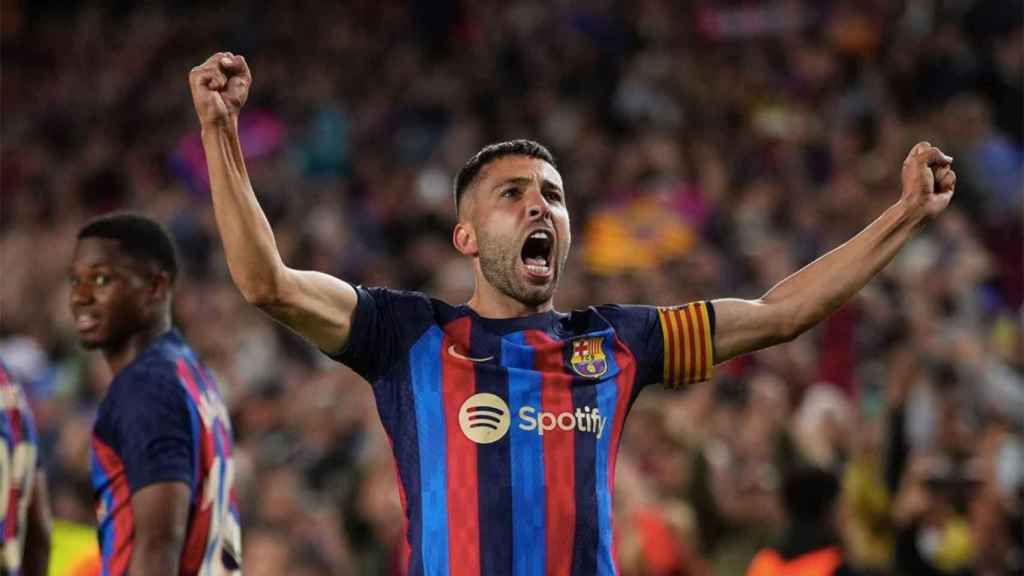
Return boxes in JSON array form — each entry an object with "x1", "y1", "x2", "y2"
[{"x1": 657, "y1": 302, "x2": 714, "y2": 388}]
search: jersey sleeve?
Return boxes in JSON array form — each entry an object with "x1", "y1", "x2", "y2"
[
  {"x1": 330, "y1": 286, "x2": 435, "y2": 384},
  {"x1": 601, "y1": 301, "x2": 716, "y2": 390},
  {"x1": 111, "y1": 367, "x2": 194, "y2": 494},
  {"x1": 655, "y1": 302, "x2": 715, "y2": 389}
]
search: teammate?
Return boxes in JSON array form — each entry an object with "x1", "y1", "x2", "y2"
[
  {"x1": 189, "y1": 52, "x2": 956, "y2": 575},
  {"x1": 0, "y1": 361, "x2": 51, "y2": 576},
  {"x1": 69, "y1": 213, "x2": 240, "y2": 575}
]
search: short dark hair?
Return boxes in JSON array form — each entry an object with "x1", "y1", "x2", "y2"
[
  {"x1": 77, "y1": 212, "x2": 179, "y2": 284},
  {"x1": 782, "y1": 466, "x2": 840, "y2": 522},
  {"x1": 453, "y1": 139, "x2": 556, "y2": 214}
]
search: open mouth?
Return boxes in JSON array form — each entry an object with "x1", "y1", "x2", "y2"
[
  {"x1": 520, "y1": 229, "x2": 554, "y2": 278},
  {"x1": 74, "y1": 311, "x2": 101, "y2": 333}
]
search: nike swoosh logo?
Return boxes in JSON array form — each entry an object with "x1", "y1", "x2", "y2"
[{"x1": 447, "y1": 344, "x2": 494, "y2": 363}]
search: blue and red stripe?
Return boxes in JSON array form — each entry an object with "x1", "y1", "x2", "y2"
[
  {"x1": 399, "y1": 317, "x2": 644, "y2": 576},
  {"x1": 570, "y1": 373, "x2": 599, "y2": 576},
  {"x1": 1, "y1": 386, "x2": 20, "y2": 545},
  {"x1": 526, "y1": 330, "x2": 576, "y2": 576},
  {"x1": 378, "y1": 362, "x2": 424, "y2": 576},
  {"x1": 409, "y1": 326, "x2": 449, "y2": 576},
  {"x1": 502, "y1": 331, "x2": 546, "y2": 576},
  {"x1": 176, "y1": 356, "x2": 225, "y2": 572},
  {"x1": 176, "y1": 359, "x2": 204, "y2": 501},
  {"x1": 441, "y1": 317, "x2": 480, "y2": 576},
  {"x1": 92, "y1": 437, "x2": 133, "y2": 575},
  {"x1": 0, "y1": 403, "x2": 8, "y2": 544},
  {"x1": 469, "y1": 321, "x2": 513, "y2": 576},
  {"x1": 606, "y1": 340, "x2": 637, "y2": 570},
  {"x1": 595, "y1": 337, "x2": 637, "y2": 574},
  {"x1": 89, "y1": 448, "x2": 115, "y2": 573},
  {"x1": 385, "y1": 434, "x2": 412, "y2": 573}
]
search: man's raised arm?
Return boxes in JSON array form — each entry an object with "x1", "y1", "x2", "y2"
[
  {"x1": 711, "y1": 142, "x2": 956, "y2": 364},
  {"x1": 188, "y1": 52, "x2": 357, "y2": 354}
]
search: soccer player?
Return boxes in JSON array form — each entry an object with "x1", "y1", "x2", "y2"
[
  {"x1": 69, "y1": 213, "x2": 241, "y2": 575},
  {"x1": 0, "y1": 361, "x2": 51, "y2": 576},
  {"x1": 189, "y1": 52, "x2": 956, "y2": 575}
]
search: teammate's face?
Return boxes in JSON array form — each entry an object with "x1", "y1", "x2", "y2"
[
  {"x1": 68, "y1": 238, "x2": 157, "y2": 351},
  {"x1": 465, "y1": 156, "x2": 571, "y2": 307}
]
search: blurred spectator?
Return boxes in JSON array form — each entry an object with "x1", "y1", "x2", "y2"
[
  {"x1": 888, "y1": 359, "x2": 1023, "y2": 575},
  {"x1": 686, "y1": 377, "x2": 795, "y2": 575},
  {"x1": 746, "y1": 466, "x2": 855, "y2": 576}
]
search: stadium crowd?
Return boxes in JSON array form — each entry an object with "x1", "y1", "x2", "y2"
[{"x1": 1, "y1": 0, "x2": 1021, "y2": 574}]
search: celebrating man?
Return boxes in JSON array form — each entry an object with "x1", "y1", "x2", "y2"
[{"x1": 189, "y1": 51, "x2": 954, "y2": 576}]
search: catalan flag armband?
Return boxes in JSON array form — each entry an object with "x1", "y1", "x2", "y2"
[{"x1": 657, "y1": 302, "x2": 714, "y2": 388}]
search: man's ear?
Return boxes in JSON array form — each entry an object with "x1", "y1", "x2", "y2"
[
  {"x1": 453, "y1": 220, "x2": 478, "y2": 257},
  {"x1": 148, "y1": 271, "x2": 172, "y2": 305}
]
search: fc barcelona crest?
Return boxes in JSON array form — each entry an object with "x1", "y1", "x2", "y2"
[{"x1": 570, "y1": 337, "x2": 608, "y2": 378}]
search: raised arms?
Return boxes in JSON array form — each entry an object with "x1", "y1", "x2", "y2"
[
  {"x1": 711, "y1": 142, "x2": 956, "y2": 364},
  {"x1": 188, "y1": 52, "x2": 357, "y2": 354}
]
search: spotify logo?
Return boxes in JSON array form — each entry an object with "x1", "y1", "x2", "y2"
[{"x1": 458, "y1": 393, "x2": 511, "y2": 444}]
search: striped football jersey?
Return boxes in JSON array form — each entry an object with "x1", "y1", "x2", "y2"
[
  {"x1": 91, "y1": 330, "x2": 240, "y2": 575},
  {"x1": 0, "y1": 361, "x2": 40, "y2": 576},
  {"x1": 334, "y1": 288, "x2": 714, "y2": 575}
]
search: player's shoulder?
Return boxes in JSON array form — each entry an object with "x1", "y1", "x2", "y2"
[
  {"x1": 578, "y1": 303, "x2": 659, "y2": 332},
  {"x1": 590, "y1": 303, "x2": 659, "y2": 316},
  {"x1": 559, "y1": 305, "x2": 663, "y2": 360},
  {"x1": 108, "y1": 331, "x2": 192, "y2": 404},
  {"x1": 592, "y1": 301, "x2": 716, "y2": 334},
  {"x1": 539, "y1": 304, "x2": 660, "y2": 343},
  {"x1": 355, "y1": 285, "x2": 458, "y2": 328},
  {"x1": 358, "y1": 285, "x2": 435, "y2": 312},
  {"x1": 114, "y1": 348, "x2": 176, "y2": 388}
]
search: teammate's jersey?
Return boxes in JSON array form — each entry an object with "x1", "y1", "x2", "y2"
[
  {"x1": 0, "y1": 361, "x2": 40, "y2": 576},
  {"x1": 90, "y1": 330, "x2": 240, "y2": 576},
  {"x1": 335, "y1": 287, "x2": 715, "y2": 576}
]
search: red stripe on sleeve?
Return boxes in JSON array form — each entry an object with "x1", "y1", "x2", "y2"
[
  {"x1": 94, "y1": 438, "x2": 134, "y2": 576},
  {"x1": 176, "y1": 359, "x2": 203, "y2": 406},
  {"x1": 180, "y1": 501, "x2": 212, "y2": 572},
  {"x1": 174, "y1": 359, "x2": 214, "y2": 572},
  {"x1": 662, "y1": 310, "x2": 677, "y2": 387},
  {"x1": 442, "y1": 317, "x2": 480, "y2": 576},
  {"x1": 3, "y1": 399, "x2": 22, "y2": 541},
  {"x1": 177, "y1": 360, "x2": 215, "y2": 473},
  {"x1": 694, "y1": 304, "x2": 709, "y2": 381},
  {"x1": 673, "y1": 308, "x2": 688, "y2": 385},
  {"x1": 683, "y1": 305, "x2": 699, "y2": 384},
  {"x1": 526, "y1": 330, "x2": 576, "y2": 576}
]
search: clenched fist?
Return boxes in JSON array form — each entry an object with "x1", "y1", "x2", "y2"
[
  {"x1": 900, "y1": 141, "x2": 956, "y2": 220},
  {"x1": 189, "y1": 52, "x2": 251, "y2": 127}
]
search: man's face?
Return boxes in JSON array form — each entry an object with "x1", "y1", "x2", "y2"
[
  {"x1": 464, "y1": 155, "x2": 571, "y2": 308},
  {"x1": 68, "y1": 237, "x2": 155, "y2": 351}
]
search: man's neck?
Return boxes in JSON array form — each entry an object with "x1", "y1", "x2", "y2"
[{"x1": 103, "y1": 318, "x2": 172, "y2": 375}]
